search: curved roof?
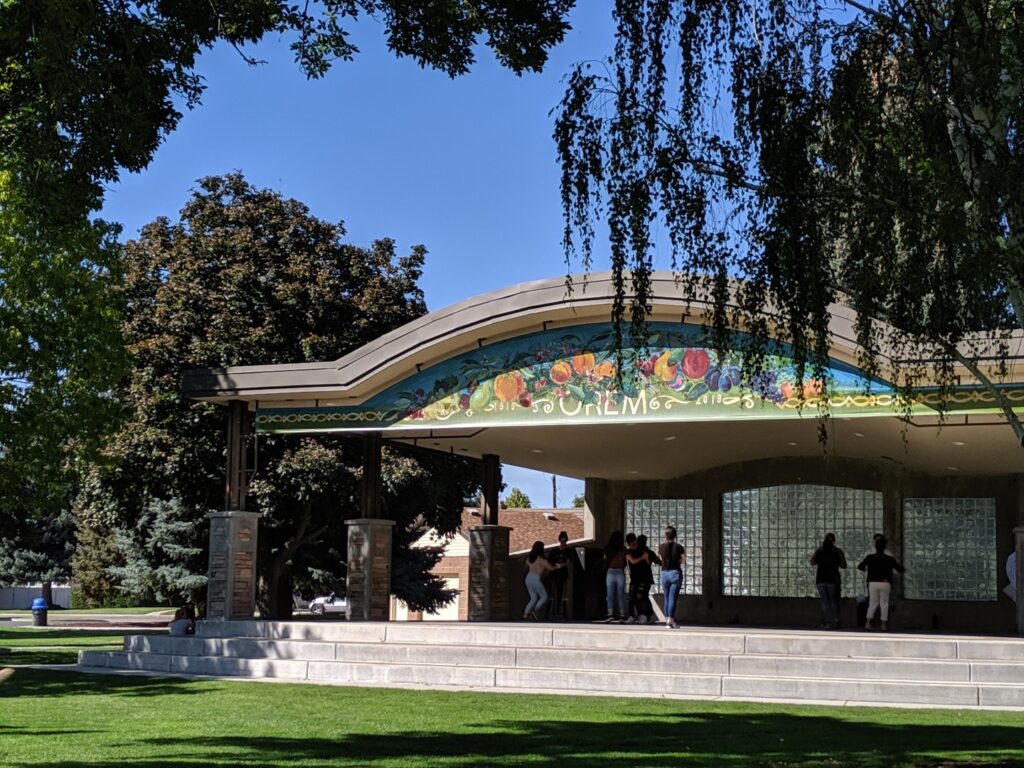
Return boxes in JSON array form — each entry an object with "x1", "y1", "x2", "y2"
[
  {"x1": 181, "y1": 271, "x2": 1024, "y2": 478},
  {"x1": 186, "y1": 271, "x2": 1022, "y2": 405}
]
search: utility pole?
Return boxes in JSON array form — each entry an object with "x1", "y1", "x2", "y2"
[{"x1": 552, "y1": 474, "x2": 558, "y2": 508}]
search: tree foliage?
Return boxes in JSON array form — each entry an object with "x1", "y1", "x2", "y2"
[
  {"x1": 555, "y1": 0, "x2": 1024, "y2": 436},
  {"x1": 505, "y1": 487, "x2": 533, "y2": 509},
  {"x1": 0, "y1": 0, "x2": 574, "y2": 225},
  {"x1": 73, "y1": 173, "x2": 477, "y2": 614},
  {"x1": 0, "y1": 175, "x2": 125, "y2": 587}
]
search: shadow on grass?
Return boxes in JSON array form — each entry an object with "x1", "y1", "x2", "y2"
[
  {"x1": 0, "y1": 669, "x2": 212, "y2": 699},
  {"x1": 3, "y1": 671, "x2": 1024, "y2": 768},
  {"x1": 0, "y1": 629, "x2": 131, "y2": 641}
]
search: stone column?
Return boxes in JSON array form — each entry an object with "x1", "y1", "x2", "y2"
[
  {"x1": 206, "y1": 510, "x2": 262, "y2": 620},
  {"x1": 481, "y1": 454, "x2": 501, "y2": 525},
  {"x1": 469, "y1": 525, "x2": 512, "y2": 621},
  {"x1": 346, "y1": 518, "x2": 395, "y2": 621},
  {"x1": 1015, "y1": 526, "x2": 1024, "y2": 636},
  {"x1": 205, "y1": 400, "x2": 259, "y2": 621}
]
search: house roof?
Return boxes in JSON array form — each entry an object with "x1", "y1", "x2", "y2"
[{"x1": 460, "y1": 507, "x2": 587, "y2": 554}]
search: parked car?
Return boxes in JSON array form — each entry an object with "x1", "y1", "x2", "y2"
[{"x1": 308, "y1": 593, "x2": 348, "y2": 616}]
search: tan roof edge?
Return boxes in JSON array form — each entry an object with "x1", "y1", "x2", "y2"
[{"x1": 182, "y1": 271, "x2": 1024, "y2": 402}]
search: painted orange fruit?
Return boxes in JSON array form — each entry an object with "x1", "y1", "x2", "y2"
[
  {"x1": 593, "y1": 361, "x2": 617, "y2": 380},
  {"x1": 572, "y1": 352, "x2": 596, "y2": 375},
  {"x1": 803, "y1": 379, "x2": 824, "y2": 399},
  {"x1": 494, "y1": 372, "x2": 526, "y2": 402},
  {"x1": 550, "y1": 361, "x2": 573, "y2": 385}
]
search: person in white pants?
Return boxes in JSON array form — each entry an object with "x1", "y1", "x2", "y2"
[
  {"x1": 523, "y1": 541, "x2": 564, "y2": 620},
  {"x1": 857, "y1": 535, "x2": 904, "y2": 631}
]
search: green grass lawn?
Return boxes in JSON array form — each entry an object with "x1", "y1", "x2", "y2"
[
  {"x1": 0, "y1": 627, "x2": 143, "y2": 665},
  {"x1": 1, "y1": 665, "x2": 1023, "y2": 767},
  {"x1": 0, "y1": 606, "x2": 172, "y2": 616}
]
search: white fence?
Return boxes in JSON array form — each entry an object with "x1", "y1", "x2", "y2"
[{"x1": 0, "y1": 585, "x2": 71, "y2": 610}]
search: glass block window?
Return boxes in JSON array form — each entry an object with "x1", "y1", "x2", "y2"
[
  {"x1": 903, "y1": 498, "x2": 997, "y2": 601},
  {"x1": 624, "y1": 499, "x2": 703, "y2": 595},
  {"x1": 722, "y1": 485, "x2": 883, "y2": 597}
]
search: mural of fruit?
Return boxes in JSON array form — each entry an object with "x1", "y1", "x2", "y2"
[
  {"x1": 572, "y1": 352, "x2": 595, "y2": 375},
  {"x1": 593, "y1": 360, "x2": 617, "y2": 380},
  {"x1": 494, "y1": 371, "x2": 526, "y2": 402},
  {"x1": 469, "y1": 381, "x2": 493, "y2": 410},
  {"x1": 550, "y1": 361, "x2": 573, "y2": 384},
  {"x1": 803, "y1": 379, "x2": 824, "y2": 399},
  {"x1": 780, "y1": 382, "x2": 796, "y2": 399},
  {"x1": 682, "y1": 348, "x2": 711, "y2": 379},
  {"x1": 654, "y1": 351, "x2": 677, "y2": 382}
]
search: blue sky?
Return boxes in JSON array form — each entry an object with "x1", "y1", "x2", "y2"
[{"x1": 100, "y1": 6, "x2": 631, "y2": 507}]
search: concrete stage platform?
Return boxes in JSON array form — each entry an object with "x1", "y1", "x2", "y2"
[{"x1": 78, "y1": 620, "x2": 1024, "y2": 710}]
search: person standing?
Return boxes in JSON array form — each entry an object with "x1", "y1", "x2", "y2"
[
  {"x1": 626, "y1": 534, "x2": 660, "y2": 624},
  {"x1": 857, "y1": 536, "x2": 904, "y2": 631},
  {"x1": 811, "y1": 534, "x2": 845, "y2": 628},
  {"x1": 547, "y1": 531, "x2": 573, "y2": 619},
  {"x1": 658, "y1": 526, "x2": 686, "y2": 628},
  {"x1": 523, "y1": 541, "x2": 563, "y2": 620},
  {"x1": 825, "y1": 532, "x2": 847, "y2": 625},
  {"x1": 602, "y1": 531, "x2": 628, "y2": 621}
]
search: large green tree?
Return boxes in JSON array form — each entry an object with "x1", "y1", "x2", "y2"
[
  {"x1": 0, "y1": 176, "x2": 124, "y2": 597},
  {"x1": 555, "y1": 1, "x2": 1024, "y2": 437},
  {"x1": 75, "y1": 173, "x2": 478, "y2": 616}
]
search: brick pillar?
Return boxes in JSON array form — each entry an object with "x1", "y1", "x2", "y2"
[
  {"x1": 206, "y1": 510, "x2": 261, "y2": 620},
  {"x1": 469, "y1": 525, "x2": 511, "y2": 621},
  {"x1": 346, "y1": 518, "x2": 395, "y2": 621}
]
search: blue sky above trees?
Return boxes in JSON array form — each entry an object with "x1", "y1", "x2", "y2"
[{"x1": 100, "y1": 6, "x2": 630, "y2": 506}]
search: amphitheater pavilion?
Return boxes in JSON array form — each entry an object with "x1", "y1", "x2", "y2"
[{"x1": 183, "y1": 272, "x2": 1024, "y2": 635}]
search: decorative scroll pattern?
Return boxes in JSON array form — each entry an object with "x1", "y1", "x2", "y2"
[{"x1": 256, "y1": 322, "x2": 1024, "y2": 433}]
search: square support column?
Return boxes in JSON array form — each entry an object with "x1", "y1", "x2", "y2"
[
  {"x1": 481, "y1": 454, "x2": 501, "y2": 525},
  {"x1": 469, "y1": 525, "x2": 511, "y2": 621},
  {"x1": 346, "y1": 518, "x2": 396, "y2": 621},
  {"x1": 206, "y1": 510, "x2": 262, "y2": 620},
  {"x1": 1015, "y1": 526, "x2": 1024, "y2": 636}
]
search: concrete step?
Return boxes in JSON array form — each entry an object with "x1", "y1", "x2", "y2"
[
  {"x1": 720, "y1": 674, "x2": 1024, "y2": 708},
  {"x1": 76, "y1": 623, "x2": 1024, "y2": 711},
  {"x1": 194, "y1": 621, "x2": 1024, "y2": 663},
  {"x1": 79, "y1": 648, "x2": 1024, "y2": 709},
  {"x1": 114, "y1": 636, "x2": 1024, "y2": 686}
]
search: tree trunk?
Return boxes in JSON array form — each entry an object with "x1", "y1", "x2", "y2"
[
  {"x1": 258, "y1": 561, "x2": 294, "y2": 620},
  {"x1": 41, "y1": 580, "x2": 53, "y2": 607}
]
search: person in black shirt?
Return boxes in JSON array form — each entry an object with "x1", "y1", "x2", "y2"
[
  {"x1": 810, "y1": 533, "x2": 846, "y2": 628},
  {"x1": 657, "y1": 527, "x2": 686, "y2": 628},
  {"x1": 547, "y1": 531, "x2": 573, "y2": 619},
  {"x1": 857, "y1": 536, "x2": 904, "y2": 631},
  {"x1": 625, "y1": 534, "x2": 661, "y2": 624}
]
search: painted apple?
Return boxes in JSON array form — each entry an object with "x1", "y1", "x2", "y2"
[{"x1": 682, "y1": 349, "x2": 711, "y2": 380}]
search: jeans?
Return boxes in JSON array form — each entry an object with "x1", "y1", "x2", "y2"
[
  {"x1": 816, "y1": 582, "x2": 837, "y2": 624},
  {"x1": 605, "y1": 568, "x2": 626, "y2": 615},
  {"x1": 661, "y1": 569, "x2": 682, "y2": 622},
  {"x1": 524, "y1": 572, "x2": 547, "y2": 616}
]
